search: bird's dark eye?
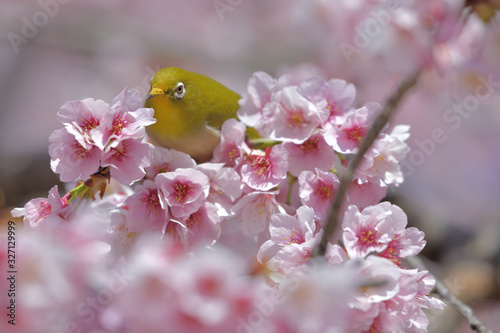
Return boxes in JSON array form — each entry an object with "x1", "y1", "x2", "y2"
[{"x1": 174, "y1": 82, "x2": 185, "y2": 99}]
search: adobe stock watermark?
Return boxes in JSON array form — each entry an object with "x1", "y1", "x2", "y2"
[
  {"x1": 213, "y1": 0, "x2": 245, "y2": 22},
  {"x1": 400, "y1": 74, "x2": 500, "y2": 178},
  {"x1": 7, "y1": 0, "x2": 71, "y2": 54},
  {"x1": 55, "y1": 263, "x2": 135, "y2": 333},
  {"x1": 339, "y1": 0, "x2": 401, "y2": 63}
]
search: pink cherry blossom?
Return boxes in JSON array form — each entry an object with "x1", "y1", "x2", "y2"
[
  {"x1": 11, "y1": 185, "x2": 70, "y2": 228},
  {"x1": 98, "y1": 88, "x2": 156, "y2": 148},
  {"x1": 347, "y1": 177, "x2": 388, "y2": 211},
  {"x1": 101, "y1": 138, "x2": 154, "y2": 185},
  {"x1": 57, "y1": 97, "x2": 110, "y2": 145},
  {"x1": 145, "y1": 147, "x2": 196, "y2": 179},
  {"x1": 283, "y1": 132, "x2": 338, "y2": 177},
  {"x1": 264, "y1": 86, "x2": 329, "y2": 143},
  {"x1": 240, "y1": 145, "x2": 288, "y2": 191},
  {"x1": 379, "y1": 227, "x2": 426, "y2": 266},
  {"x1": 237, "y1": 71, "x2": 291, "y2": 129},
  {"x1": 212, "y1": 119, "x2": 249, "y2": 168},
  {"x1": 155, "y1": 168, "x2": 210, "y2": 218},
  {"x1": 348, "y1": 255, "x2": 401, "y2": 308},
  {"x1": 299, "y1": 77, "x2": 356, "y2": 127},
  {"x1": 178, "y1": 202, "x2": 221, "y2": 249},
  {"x1": 197, "y1": 163, "x2": 242, "y2": 217},
  {"x1": 342, "y1": 202, "x2": 407, "y2": 259},
  {"x1": 258, "y1": 206, "x2": 321, "y2": 274},
  {"x1": 122, "y1": 180, "x2": 168, "y2": 233},
  {"x1": 232, "y1": 191, "x2": 281, "y2": 237},
  {"x1": 49, "y1": 128, "x2": 101, "y2": 182},
  {"x1": 325, "y1": 243, "x2": 347, "y2": 265},
  {"x1": 298, "y1": 168, "x2": 340, "y2": 219},
  {"x1": 324, "y1": 102, "x2": 381, "y2": 154},
  {"x1": 356, "y1": 125, "x2": 411, "y2": 186},
  {"x1": 412, "y1": 270, "x2": 445, "y2": 310}
]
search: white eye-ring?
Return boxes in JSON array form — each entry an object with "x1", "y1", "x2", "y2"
[{"x1": 174, "y1": 82, "x2": 185, "y2": 99}]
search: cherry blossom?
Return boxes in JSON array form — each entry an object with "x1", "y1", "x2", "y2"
[
  {"x1": 356, "y1": 125, "x2": 411, "y2": 186},
  {"x1": 57, "y1": 98, "x2": 110, "y2": 145},
  {"x1": 298, "y1": 168, "x2": 340, "y2": 219},
  {"x1": 12, "y1": 64, "x2": 447, "y2": 332},
  {"x1": 258, "y1": 206, "x2": 321, "y2": 274},
  {"x1": 49, "y1": 128, "x2": 101, "y2": 182},
  {"x1": 283, "y1": 132, "x2": 338, "y2": 177},
  {"x1": 240, "y1": 145, "x2": 289, "y2": 191},
  {"x1": 264, "y1": 86, "x2": 329, "y2": 143},
  {"x1": 155, "y1": 168, "x2": 210, "y2": 218},
  {"x1": 299, "y1": 77, "x2": 356, "y2": 127},
  {"x1": 98, "y1": 88, "x2": 156, "y2": 148},
  {"x1": 101, "y1": 138, "x2": 154, "y2": 185},
  {"x1": 324, "y1": 102, "x2": 381, "y2": 154},
  {"x1": 342, "y1": 202, "x2": 410, "y2": 259},
  {"x1": 122, "y1": 180, "x2": 168, "y2": 233},
  {"x1": 145, "y1": 147, "x2": 196, "y2": 179},
  {"x1": 11, "y1": 185, "x2": 70, "y2": 228},
  {"x1": 237, "y1": 71, "x2": 291, "y2": 131},
  {"x1": 212, "y1": 118, "x2": 249, "y2": 168},
  {"x1": 232, "y1": 191, "x2": 282, "y2": 237}
]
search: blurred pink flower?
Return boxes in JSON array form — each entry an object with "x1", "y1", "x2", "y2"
[
  {"x1": 180, "y1": 202, "x2": 221, "y2": 249},
  {"x1": 11, "y1": 185, "x2": 69, "y2": 228},
  {"x1": 197, "y1": 163, "x2": 242, "y2": 217},
  {"x1": 232, "y1": 191, "x2": 281, "y2": 237}
]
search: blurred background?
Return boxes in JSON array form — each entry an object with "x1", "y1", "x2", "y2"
[{"x1": 1, "y1": 1, "x2": 499, "y2": 332}]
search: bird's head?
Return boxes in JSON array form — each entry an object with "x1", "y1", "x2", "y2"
[{"x1": 145, "y1": 67, "x2": 204, "y2": 138}]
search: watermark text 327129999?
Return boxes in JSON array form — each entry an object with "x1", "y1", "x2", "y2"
[{"x1": 6, "y1": 221, "x2": 17, "y2": 326}]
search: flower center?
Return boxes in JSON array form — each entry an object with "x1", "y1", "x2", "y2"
[
  {"x1": 112, "y1": 111, "x2": 130, "y2": 136},
  {"x1": 314, "y1": 180, "x2": 333, "y2": 203},
  {"x1": 299, "y1": 136, "x2": 320, "y2": 154},
  {"x1": 346, "y1": 125, "x2": 366, "y2": 142},
  {"x1": 174, "y1": 182, "x2": 193, "y2": 203},
  {"x1": 71, "y1": 140, "x2": 90, "y2": 159},
  {"x1": 80, "y1": 115, "x2": 100, "y2": 132}
]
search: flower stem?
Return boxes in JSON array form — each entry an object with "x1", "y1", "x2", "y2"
[{"x1": 314, "y1": 70, "x2": 421, "y2": 257}]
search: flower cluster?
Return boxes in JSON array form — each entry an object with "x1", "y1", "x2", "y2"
[
  {"x1": 11, "y1": 73, "x2": 443, "y2": 332},
  {"x1": 49, "y1": 88, "x2": 156, "y2": 185}
]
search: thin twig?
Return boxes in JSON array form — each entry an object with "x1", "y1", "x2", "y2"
[
  {"x1": 314, "y1": 71, "x2": 420, "y2": 256},
  {"x1": 406, "y1": 256, "x2": 494, "y2": 333}
]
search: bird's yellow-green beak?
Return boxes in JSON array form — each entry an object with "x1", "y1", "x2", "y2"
[{"x1": 146, "y1": 87, "x2": 164, "y2": 100}]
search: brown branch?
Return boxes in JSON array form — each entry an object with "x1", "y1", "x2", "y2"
[
  {"x1": 314, "y1": 71, "x2": 420, "y2": 256},
  {"x1": 406, "y1": 256, "x2": 494, "y2": 333}
]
